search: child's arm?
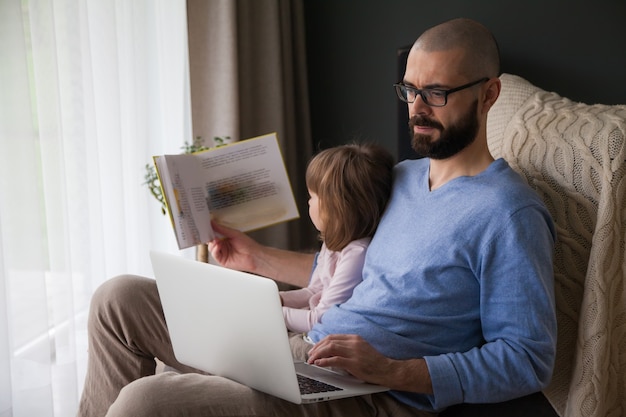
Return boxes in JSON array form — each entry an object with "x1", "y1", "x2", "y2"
[{"x1": 282, "y1": 239, "x2": 369, "y2": 333}]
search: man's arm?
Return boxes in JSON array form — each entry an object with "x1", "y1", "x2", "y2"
[
  {"x1": 208, "y1": 222, "x2": 315, "y2": 288},
  {"x1": 424, "y1": 206, "x2": 557, "y2": 408}
]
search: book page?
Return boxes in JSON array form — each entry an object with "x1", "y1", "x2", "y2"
[
  {"x1": 193, "y1": 132, "x2": 299, "y2": 232},
  {"x1": 154, "y1": 154, "x2": 212, "y2": 249},
  {"x1": 155, "y1": 132, "x2": 299, "y2": 250}
]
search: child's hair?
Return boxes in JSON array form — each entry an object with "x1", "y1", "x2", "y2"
[{"x1": 305, "y1": 143, "x2": 394, "y2": 251}]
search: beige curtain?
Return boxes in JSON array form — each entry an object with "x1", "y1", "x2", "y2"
[{"x1": 187, "y1": 0, "x2": 317, "y2": 252}]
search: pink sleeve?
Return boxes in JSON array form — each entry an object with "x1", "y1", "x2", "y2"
[
  {"x1": 282, "y1": 239, "x2": 369, "y2": 333},
  {"x1": 280, "y1": 287, "x2": 315, "y2": 309}
]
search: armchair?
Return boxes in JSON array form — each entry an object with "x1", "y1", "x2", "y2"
[{"x1": 444, "y1": 73, "x2": 626, "y2": 417}]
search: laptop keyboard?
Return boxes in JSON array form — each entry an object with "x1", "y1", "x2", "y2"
[{"x1": 297, "y1": 374, "x2": 343, "y2": 394}]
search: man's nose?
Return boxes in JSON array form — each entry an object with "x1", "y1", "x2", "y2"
[{"x1": 409, "y1": 95, "x2": 431, "y2": 115}]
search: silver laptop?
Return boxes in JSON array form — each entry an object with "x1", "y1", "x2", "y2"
[{"x1": 150, "y1": 250, "x2": 389, "y2": 404}]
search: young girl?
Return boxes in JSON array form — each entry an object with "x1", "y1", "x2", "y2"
[{"x1": 279, "y1": 143, "x2": 394, "y2": 333}]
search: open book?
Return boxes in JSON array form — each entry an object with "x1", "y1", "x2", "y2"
[{"x1": 154, "y1": 132, "x2": 299, "y2": 249}]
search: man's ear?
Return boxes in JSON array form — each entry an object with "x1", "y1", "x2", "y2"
[{"x1": 481, "y1": 77, "x2": 501, "y2": 114}]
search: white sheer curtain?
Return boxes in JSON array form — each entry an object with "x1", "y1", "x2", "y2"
[{"x1": 0, "y1": 0, "x2": 192, "y2": 415}]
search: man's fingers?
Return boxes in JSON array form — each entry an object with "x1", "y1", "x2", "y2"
[
  {"x1": 211, "y1": 221, "x2": 238, "y2": 237},
  {"x1": 307, "y1": 335, "x2": 361, "y2": 363}
]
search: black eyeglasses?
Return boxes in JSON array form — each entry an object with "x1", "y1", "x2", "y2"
[{"x1": 393, "y1": 77, "x2": 489, "y2": 107}]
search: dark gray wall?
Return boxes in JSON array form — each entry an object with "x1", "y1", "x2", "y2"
[{"x1": 303, "y1": 0, "x2": 626, "y2": 157}]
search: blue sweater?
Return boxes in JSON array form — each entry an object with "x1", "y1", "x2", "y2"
[{"x1": 307, "y1": 158, "x2": 557, "y2": 411}]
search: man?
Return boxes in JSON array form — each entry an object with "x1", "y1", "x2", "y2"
[{"x1": 78, "y1": 17, "x2": 556, "y2": 416}]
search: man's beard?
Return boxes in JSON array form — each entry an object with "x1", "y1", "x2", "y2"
[{"x1": 409, "y1": 100, "x2": 479, "y2": 160}]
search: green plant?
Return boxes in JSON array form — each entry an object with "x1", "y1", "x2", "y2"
[{"x1": 143, "y1": 136, "x2": 230, "y2": 215}]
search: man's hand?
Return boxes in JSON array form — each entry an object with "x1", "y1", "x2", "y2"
[
  {"x1": 307, "y1": 334, "x2": 433, "y2": 394},
  {"x1": 208, "y1": 222, "x2": 261, "y2": 273}
]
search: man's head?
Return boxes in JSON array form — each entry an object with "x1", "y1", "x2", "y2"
[
  {"x1": 414, "y1": 18, "x2": 500, "y2": 80},
  {"x1": 397, "y1": 18, "x2": 501, "y2": 160}
]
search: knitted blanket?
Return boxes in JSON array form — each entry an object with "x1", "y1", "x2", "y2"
[{"x1": 487, "y1": 74, "x2": 626, "y2": 417}]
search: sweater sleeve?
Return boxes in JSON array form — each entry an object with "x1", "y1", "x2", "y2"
[{"x1": 425, "y1": 205, "x2": 557, "y2": 410}]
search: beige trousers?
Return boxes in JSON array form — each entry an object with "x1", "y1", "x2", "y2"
[{"x1": 77, "y1": 275, "x2": 435, "y2": 417}]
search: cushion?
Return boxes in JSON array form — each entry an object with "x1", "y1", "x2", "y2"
[{"x1": 487, "y1": 73, "x2": 626, "y2": 417}]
